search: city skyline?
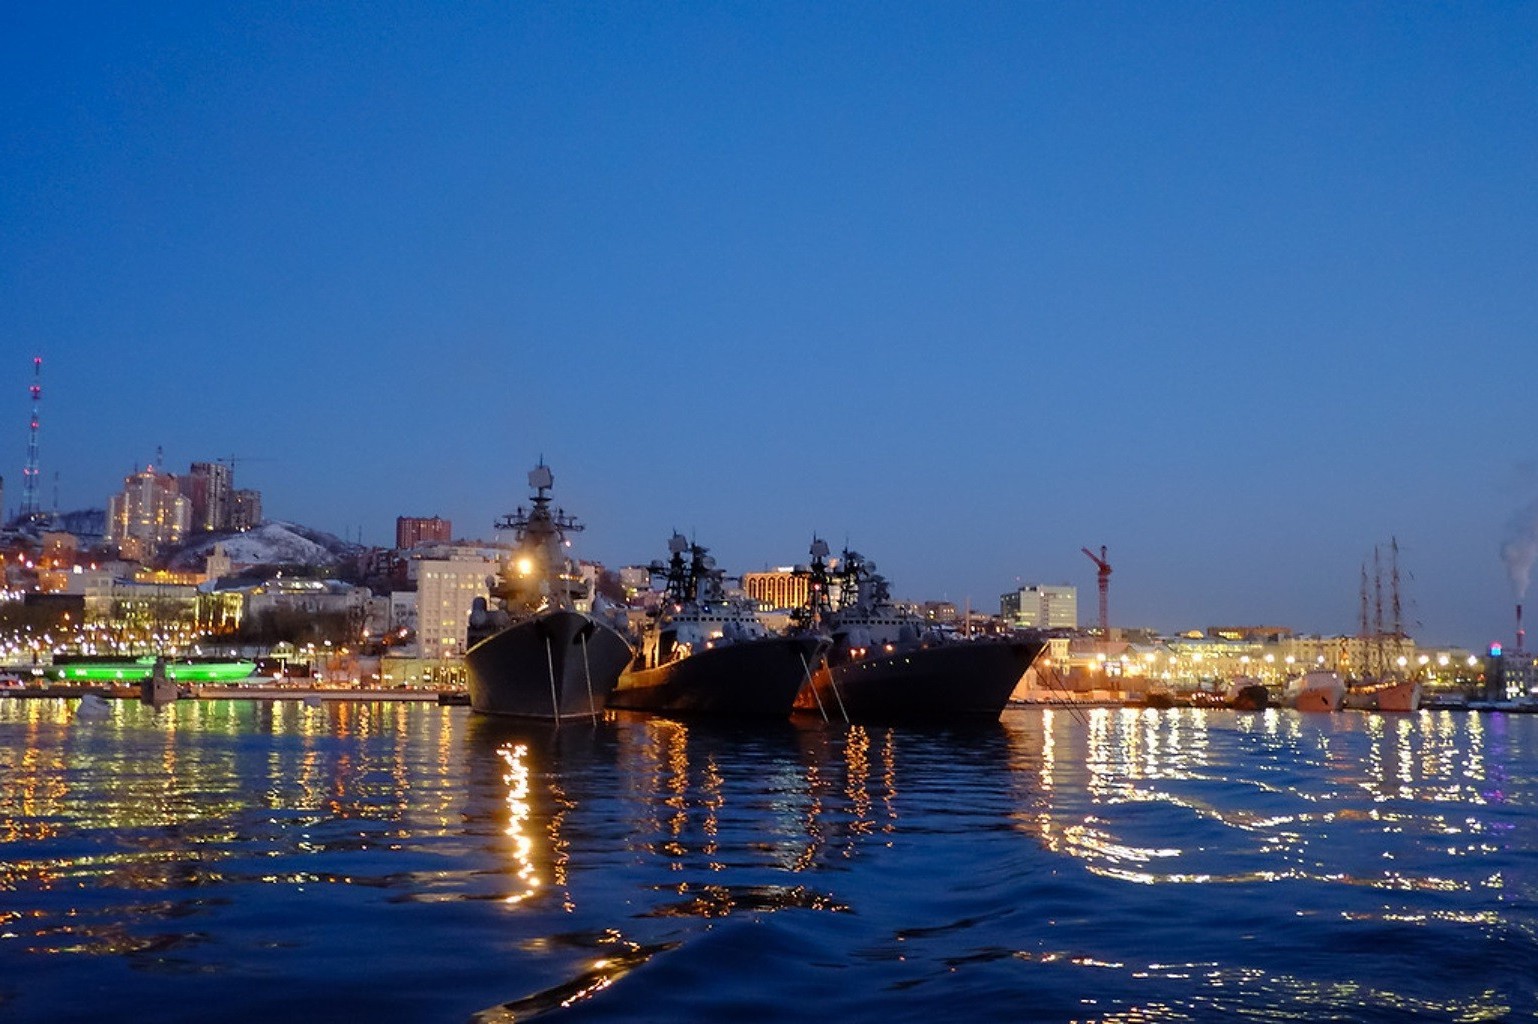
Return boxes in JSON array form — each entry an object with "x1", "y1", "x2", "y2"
[{"x1": 3, "y1": 4, "x2": 1534, "y2": 650}]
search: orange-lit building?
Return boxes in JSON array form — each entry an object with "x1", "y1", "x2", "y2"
[{"x1": 742, "y1": 569, "x2": 809, "y2": 610}]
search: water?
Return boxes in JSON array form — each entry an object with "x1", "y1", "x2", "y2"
[{"x1": 1, "y1": 699, "x2": 1534, "y2": 1023}]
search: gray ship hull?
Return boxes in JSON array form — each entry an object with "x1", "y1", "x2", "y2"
[
  {"x1": 465, "y1": 610, "x2": 633, "y2": 721},
  {"x1": 609, "y1": 635, "x2": 828, "y2": 718},
  {"x1": 796, "y1": 637, "x2": 1045, "y2": 723}
]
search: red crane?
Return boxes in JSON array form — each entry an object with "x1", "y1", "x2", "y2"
[{"x1": 1081, "y1": 545, "x2": 1111, "y2": 641}]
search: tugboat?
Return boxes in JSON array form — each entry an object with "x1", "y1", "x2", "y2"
[
  {"x1": 790, "y1": 538, "x2": 1045, "y2": 723},
  {"x1": 608, "y1": 534, "x2": 827, "y2": 718},
  {"x1": 464, "y1": 463, "x2": 634, "y2": 721}
]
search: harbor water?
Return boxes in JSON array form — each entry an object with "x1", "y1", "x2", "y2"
[{"x1": 1, "y1": 698, "x2": 1534, "y2": 1022}]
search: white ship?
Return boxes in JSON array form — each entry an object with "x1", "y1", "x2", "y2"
[{"x1": 1284, "y1": 670, "x2": 1346, "y2": 712}]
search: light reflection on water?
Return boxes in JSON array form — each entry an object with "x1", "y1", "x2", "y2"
[{"x1": 0, "y1": 698, "x2": 1535, "y2": 1022}]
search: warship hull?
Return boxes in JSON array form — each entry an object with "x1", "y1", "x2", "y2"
[
  {"x1": 608, "y1": 635, "x2": 827, "y2": 718},
  {"x1": 465, "y1": 610, "x2": 633, "y2": 720},
  {"x1": 795, "y1": 638, "x2": 1045, "y2": 724}
]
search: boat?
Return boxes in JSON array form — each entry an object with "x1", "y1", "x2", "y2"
[
  {"x1": 74, "y1": 692, "x2": 112, "y2": 721},
  {"x1": 1225, "y1": 677, "x2": 1270, "y2": 710},
  {"x1": 46, "y1": 655, "x2": 256, "y2": 684},
  {"x1": 463, "y1": 463, "x2": 634, "y2": 721},
  {"x1": 1340, "y1": 539, "x2": 1422, "y2": 713},
  {"x1": 1343, "y1": 677, "x2": 1422, "y2": 712},
  {"x1": 1283, "y1": 670, "x2": 1345, "y2": 712},
  {"x1": 608, "y1": 534, "x2": 828, "y2": 718},
  {"x1": 789, "y1": 539, "x2": 1045, "y2": 723}
]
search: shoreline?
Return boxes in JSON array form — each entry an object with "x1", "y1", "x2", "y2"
[{"x1": 0, "y1": 684, "x2": 468, "y2": 704}]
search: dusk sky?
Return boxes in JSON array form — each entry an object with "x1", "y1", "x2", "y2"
[{"x1": 2, "y1": 3, "x2": 1534, "y2": 649}]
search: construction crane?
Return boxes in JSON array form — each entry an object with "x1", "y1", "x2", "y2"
[
  {"x1": 1081, "y1": 545, "x2": 1111, "y2": 644},
  {"x1": 216, "y1": 455, "x2": 272, "y2": 479}
]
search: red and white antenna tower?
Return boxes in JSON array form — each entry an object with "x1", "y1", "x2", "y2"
[{"x1": 21, "y1": 356, "x2": 42, "y2": 519}]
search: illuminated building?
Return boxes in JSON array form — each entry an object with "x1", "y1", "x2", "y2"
[
  {"x1": 922, "y1": 600, "x2": 958, "y2": 624},
  {"x1": 1001, "y1": 584, "x2": 1077, "y2": 629},
  {"x1": 396, "y1": 515, "x2": 452, "y2": 549},
  {"x1": 1207, "y1": 625, "x2": 1293, "y2": 642},
  {"x1": 413, "y1": 547, "x2": 493, "y2": 658},
  {"x1": 106, "y1": 466, "x2": 190, "y2": 560},
  {"x1": 245, "y1": 578, "x2": 372, "y2": 624},
  {"x1": 35, "y1": 531, "x2": 77, "y2": 592},
  {"x1": 742, "y1": 569, "x2": 809, "y2": 610}
]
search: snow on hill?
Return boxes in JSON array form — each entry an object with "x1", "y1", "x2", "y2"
[{"x1": 166, "y1": 521, "x2": 365, "y2": 571}]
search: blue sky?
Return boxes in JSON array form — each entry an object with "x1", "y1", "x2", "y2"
[{"x1": 2, "y1": 3, "x2": 1534, "y2": 648}]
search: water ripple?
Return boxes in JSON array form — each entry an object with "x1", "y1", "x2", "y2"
[{"x1": 3, "y1": 701, "x2": 1538, "y2": 1021}]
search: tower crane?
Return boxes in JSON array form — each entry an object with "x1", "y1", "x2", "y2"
[
  {"x1": 216, "y1": 455, "x2": 273, "y2": 478},
  {"x1": 1081, "y1": 545, "x2": 1111, "y2": 644}
]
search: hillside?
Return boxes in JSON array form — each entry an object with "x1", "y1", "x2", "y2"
[{"x1": 165, "y1": 521, "x2": 365, "y2": 572}]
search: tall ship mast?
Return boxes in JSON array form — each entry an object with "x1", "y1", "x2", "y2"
[{"x1": 1343, "y1": 536, "x2": 1421, "y2": 713}]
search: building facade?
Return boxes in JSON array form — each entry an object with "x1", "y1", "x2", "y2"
[
  {"x1": 396, "y1": 516, "x2": 453, "y2": 549},
  {"x1": 184, "y1": 461, "x2": 234, "y2": 532},
  {"x1": 413, "y1": 548, "x2": 493, "y2": 658},
  {"x1": 742, "y1": 569, "x2": 809, "y2": 610},
  {"x1": 106, "y1": 467, "x2": 191, "y2": 561},
  {"x1": 1001, "y1": 584, "x2": 1078, "y2": 629},
  {"x1": 230, "y1": 489, "x2": 262, "y2": 530}
]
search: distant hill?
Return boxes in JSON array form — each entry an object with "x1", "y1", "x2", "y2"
[
  {"x1": 165, "y1": 520, "x2": 366, "y2": 572},
  {"x1": 2, "y1": 509, "x2": 107, "y2": 545}
]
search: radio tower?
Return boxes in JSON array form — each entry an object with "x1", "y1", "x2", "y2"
[{"x1": 20, "y1": 356, "x2": 42, "y2": 520}]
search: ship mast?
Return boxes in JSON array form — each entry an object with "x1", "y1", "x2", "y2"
[
  {"x1": 791, "y1": 537, "x2": 835, "y2": 628},
  {"x1": 1373, "y1": 545, "x2": 1384, "y2": 678},
  {"x1": 1390, "y1": 536, "x2": 1404, "y2": 677},
  {"x1": 489, "y1": 461, "x2": 586, "y2": 613}
]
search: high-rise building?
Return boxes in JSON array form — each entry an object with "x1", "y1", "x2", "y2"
[
  {"x1": 1001, "y1": 584, "x2": 1077, "y2": 629},
  {"x1": 230, "y1": 489, "x2": 262, "y2": 531},
  {"x1": 185, "y1": 461, "x2": 234, "y2": 531},
  {"x1": 396, "y1": 515, "x2": 452, "y2": 550},
  {"x1": 107, "y1": 467, "x2": 191, "y2": 561}
]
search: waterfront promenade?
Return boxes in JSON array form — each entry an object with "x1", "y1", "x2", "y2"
[{"x1": 0, "y1": 684, "x2": 465, "y2": 703}]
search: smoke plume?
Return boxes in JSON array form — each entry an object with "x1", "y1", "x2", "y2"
[{"x1": 1501, "y1": 498, "x2": 1538, "y2": 599}]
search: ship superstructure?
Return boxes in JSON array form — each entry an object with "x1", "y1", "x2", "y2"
[{"x1": 463, "y1": 463, "x2": 632, "y2": 720}]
